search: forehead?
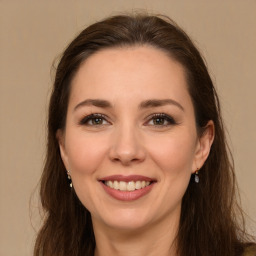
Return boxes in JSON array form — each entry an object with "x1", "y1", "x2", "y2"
[{"x1": 69, "y1": 45, "x2": 191, "y2": 107}]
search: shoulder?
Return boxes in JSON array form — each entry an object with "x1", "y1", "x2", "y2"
[{"x1": 242, "y1": 244, "x2": 256, "y2": 256}]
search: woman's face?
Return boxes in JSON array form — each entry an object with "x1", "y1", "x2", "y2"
[{"x1": 59, "y1": 46, "x2": 212, "y2": 232}]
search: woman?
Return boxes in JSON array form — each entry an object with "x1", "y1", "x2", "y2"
[{"x1": 34, "y1": 14, "x2": 256, "y2": 256}]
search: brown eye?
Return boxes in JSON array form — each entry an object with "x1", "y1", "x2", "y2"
[
  {"x1": 146, "y1": 113, "x2": 177, "y2": 126},
  {"x1": 91, "y1": 117, "x2": 104, "y2": 125},
  {"x1": 152, "y1": 117, "x2": 167, "y2": 125},
  {"x1": 80, "y1": 114, "x2": 109, "y2": 126}
]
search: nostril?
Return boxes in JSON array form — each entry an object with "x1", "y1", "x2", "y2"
[{"x1": 108, "y1": 137, "x2": 146, "y2": 165}]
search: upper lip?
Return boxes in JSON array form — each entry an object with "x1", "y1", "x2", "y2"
[{"x1": 99, "y1": 175, "x2": 156, "y2": 182}]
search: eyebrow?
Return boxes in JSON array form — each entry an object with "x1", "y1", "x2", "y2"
[
  {"x1": 74, "y1": 99, "x2": 112, "y2": 111},
  {"x1": 74, "y1": 98, "x2": 184, "y2": 112},
  {"x1": 139, "y1": 99, "x2": 184, "y2": 111}
]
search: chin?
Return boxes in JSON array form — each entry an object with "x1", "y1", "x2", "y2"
[
  {"x1": 95, "y1": 208, "x2": 153, "y2": 232},
  {"x1": 106, "y1": 219, "x2": 150, "y2": 232}
]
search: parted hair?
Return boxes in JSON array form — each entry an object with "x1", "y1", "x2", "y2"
[{"x1": 34, "y1": 13, "x2": 253, "y2": 256}]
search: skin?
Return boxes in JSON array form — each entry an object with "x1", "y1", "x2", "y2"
[{"x1": 58, "y1": 46, "x2": 214, "y2": 256}]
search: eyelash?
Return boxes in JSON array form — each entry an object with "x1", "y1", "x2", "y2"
[
  {"x1": 145, "y1": 113, "x2": 177, "y2": 127},
  {"x1": 79, "y1": 113, "x2": 109, "y2": 126},
  {"x1": 79, "y1": 113, "x2": 177, "y2": 127}
]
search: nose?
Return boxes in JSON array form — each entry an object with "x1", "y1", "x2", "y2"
[{"x1": 109, "y1": 124, "x2": 146, "y2": 166}]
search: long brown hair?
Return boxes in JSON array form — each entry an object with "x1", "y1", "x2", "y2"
[{"x1": 34, "y1": 13, "x2": 253, "y2": 256}]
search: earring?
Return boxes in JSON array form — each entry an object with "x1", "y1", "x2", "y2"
[
  {"x1": 67, "y1": 170, "x2": 73, "y2": 188},
  {"x1": 194, "y1": 168, "x2": 199, "y2": 183}
]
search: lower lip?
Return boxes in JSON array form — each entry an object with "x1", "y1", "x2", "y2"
[{"x1": 100, "y1": 182, "x2": 155, "y2": 201}]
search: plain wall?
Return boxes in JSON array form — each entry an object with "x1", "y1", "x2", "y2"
[{"x1": 0, "y1": 1, "x2": 255, "y2": 255}]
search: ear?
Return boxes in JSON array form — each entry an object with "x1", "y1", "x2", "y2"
[
  {"x1": 56, "y1": 129, "x2": 70, "y2": 171},
  {"x1": 192, "y1": 120, "x2": 215, "y2": 172}
]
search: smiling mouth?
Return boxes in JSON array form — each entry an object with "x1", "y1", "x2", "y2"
[
  {"x1": 103, "y1": 180, "x2": 152, "y2": 191},
  {"x1": 99, "y1": 175, "x2": 156, "y2": 201}
]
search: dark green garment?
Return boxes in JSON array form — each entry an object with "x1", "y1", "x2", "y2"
[{"x1": 243, "y1": 245, "x2": 256, "y2": 256}]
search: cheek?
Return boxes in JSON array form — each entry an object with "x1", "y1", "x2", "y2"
[
  {"x1": 147, "y1": 132, "x2": 196, "y2": 212},
  {"x1": 147, "y1": 132, "x2": 196, "y2": 175},
  {"x1": 64, "y1": 131, "x2": 110, "y2": 212},
  {"x1": 65, "y1": 130, "x2": 109, "y2": 175}
]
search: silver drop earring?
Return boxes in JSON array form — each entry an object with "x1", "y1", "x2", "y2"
[
  {"x1": 194, "y1": 169, "x2": 199, "y2": 183},
  {"x1": 67, "y1": 170, "x2": 73, "y2": 188}
]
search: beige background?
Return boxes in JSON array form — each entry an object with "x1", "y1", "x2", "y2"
[{"x1": 0, "y1": 1, "x2": 255, "y2": 255}]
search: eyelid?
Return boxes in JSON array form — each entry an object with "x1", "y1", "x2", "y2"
[
  {"x1": 144, "y1": 113, "x2": 177, "y2": 126},
  {"x1": 79, "y1": 113, "x2": 111, "y2": 125}
]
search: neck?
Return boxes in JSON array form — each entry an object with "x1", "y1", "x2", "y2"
[{"x1": 93, "y1": 214, "x2": 179, "y2": 256}]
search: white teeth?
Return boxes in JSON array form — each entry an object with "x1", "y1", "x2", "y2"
[
  {"x1": 135, "y1": 181, "x2": 142, "y2": 189},
  {"x1": 113, "y1": 180, "x2": 119, "y2": 190},
  {"x1": 105, "y1": 180, "x2": 151, "y2": 191},
  {"x1": 119, "y1": 181, "x2": 126, "y2": 191},
  {"x1": 127, "y1": 181, "x2": 135, "y2": 191}
]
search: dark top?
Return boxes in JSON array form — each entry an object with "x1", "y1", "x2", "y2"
[{"x1": 243, "y1": 245, "x2": 256, "y2": 256}]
